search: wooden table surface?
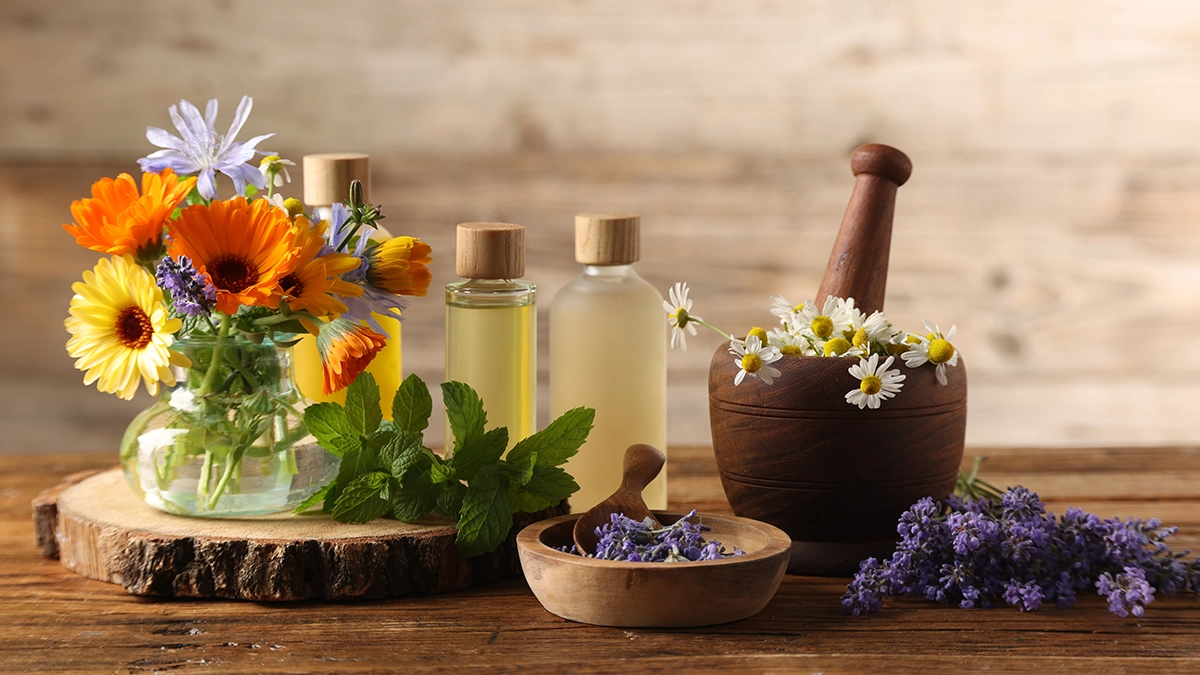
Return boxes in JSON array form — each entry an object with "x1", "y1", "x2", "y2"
[{"x1": 4, "y1": 447, "x2": 1200, "y2": 674}]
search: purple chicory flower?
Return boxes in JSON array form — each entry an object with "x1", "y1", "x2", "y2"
[
  {"x1": 319, "y1": 202, "x2": 410, "y2": 332},
  {"x1": 155, "y1": 255, "x2": 216, "y2": 317},
  {"x1": 138, "y1": 96, "x2": 275, "y2": 200}
]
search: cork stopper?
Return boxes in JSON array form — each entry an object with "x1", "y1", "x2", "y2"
[
  {"x1": 456, "y1": 223, "x2": 525, "y2": 279},
  {"x1": 303, "y1": 153, "x2": 371, "y2": 206},
  {"x1": 574, "y1": 212, "x2": 640, "y2": 265}
]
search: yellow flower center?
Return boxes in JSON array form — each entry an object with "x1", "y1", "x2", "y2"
[
  {"x1": 747, "y1": 326, "x2": 768, "y2": 344},
  {"x1": 114, "y1": 305, "x2": 153, "y2": 350},
  {"x1": 740, "y1": 353, "x2": 763, "y2": 373},
  {"x1": 885, "y1": 342, "x2": 911, "y2": 356},
  {"x1": 852, "y1": 327, "x2": 869, "y2": 348},
  {"x1": 926, "y1": 332, "x2": 938, "y2": 341},
  {"x1": 929, "y1": 339, "x2": 956, "y2": 364},
  {"x1": 823, "y1": 337, "x2": 851, "y2": 356},
  {"x1": 811, "y1": 315, "x2": 834, "y2": 338},
  {"x1": 906, "y1": 334, "x2": 923, "y2": 344},
  {"x1": 260, "y1": 155, "x2": 282, "y2": 167},
  {"x1": 860, "y1": 375, "x2": 883, "y2": 396},
  {"x1": 780, "y1": 345, "x2": 803, "y2": 355},
  {"x1": 794, "y1": 303, "x2": 805, "y2": 313},
  {"x1": 282, "y1": 197, "x2": 305, "y2": 218}
]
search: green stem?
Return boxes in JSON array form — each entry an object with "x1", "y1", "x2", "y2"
[
  {"x1": 197, "y1": 314, "x2": 232, "y2": 396},
  {"x1": 692, "y1": 319, "x2": 734, "y2": 342},
  {"x1": 206, "y1": 450, "x2": 241, "y2": 511},
  {"x1": 198, "y1": 448, "x2": 214, "y2": 505}
]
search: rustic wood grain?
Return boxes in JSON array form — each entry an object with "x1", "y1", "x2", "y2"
[
  {"x1": 3, "y1": 447, "x2": 1200, "y2": 673},
  {"x1": 37, "y1": 468, "x2": 567, "y2": 601}
]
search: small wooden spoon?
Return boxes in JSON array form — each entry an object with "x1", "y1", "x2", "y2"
[{"x1": 572, "y1": 444, "x2": 667, "y2": 555}]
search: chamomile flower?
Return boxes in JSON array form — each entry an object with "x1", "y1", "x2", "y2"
[
  {"x1": 664, "y1": 282, "x2": 702, "y2": 354},
  {"x1": 798, "y1": 295, "x2": 853, "y2": 341},
  {"x1": 769, "y1": 295, "x2": 804, "y2": 324},
  {"x1": 849, "y1": 310, "x2": 895, "y2": 352},
  {"x1": 845, "y1": 353, "x2": 905, "y2": 409},
  {"x1": 769, "y1": 327, "x2": 814, "y2": 356},
  {"x1": 729, "y1": 335, "x2": 782, "y2": 386},
  {"x1": 901, "y1": 320, "x2": 959, "y2": 385},
  {"x1": 259, "y1": 155, "x2": 295, "y2": 189}
]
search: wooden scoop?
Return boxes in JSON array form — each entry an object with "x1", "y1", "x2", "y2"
[{"x1": 572, "y1": 444, "x2": 666, "y2": 555}]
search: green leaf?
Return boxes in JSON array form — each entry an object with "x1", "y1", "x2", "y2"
[
  {"x1": 391, "y1": 470, "x2": 444, "y2": 522},
  {"x1": 304, "y1": 403, "x2": 349, "y2": 449},
  {"x1": 441, "y1": 381, "x2": 486, "y2": 453},
  {"x1": 326, "y1": 438, "x2": 378, "y2": 510},
  {"x1": 331, "y1": 471, "x2": 393, "y2": 523},
  {"x1": 345, "y1": 372, "x2": 382, "y2": 436},
  {"x1": 379, "y1": 431, "x2": 425, "y2": 478},
  {"x1": 504, "y1": 451, "x2": 537, "y2": 486},
  {"x1": 507, "y1": 407, "x2": 595, "y2": 469},
  {"x1": 292, "y1": 482, "x2": 334, "y2": 514},
  {"x1": 430, "y1": 461, "x2": 457, "y2": 484},
  {"x1": 436, "y1": 481, "x2": 467, "y2": 520},
  {"x1": 365, "y1": 423, "x2": 396, "y2": 454},
  {"x1": 512, "y1": 465, "x2": 578, "y2": 513},
  {"x1": 327, "y1": 434, "x2": 361, "y2": 460},
  {"x1": 392, "y1": 374, "x2": 433, "y2": 435},
  {"x1": 455, "y1": 465, "x2": 512, "y2": 557},
  {"x1": 450, "y1": 427, "x2": 507, "y2": 481}
]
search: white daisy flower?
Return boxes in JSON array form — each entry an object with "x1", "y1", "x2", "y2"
[
  {"x1": 663, "y1": 282, "x2": 702, "y2": 354},
  {"x1": 769, "y1": 295, "x2": 805, "y2": 324},
  {"x1": 729, "y1": 335, "x2": 782, "y2": 386},
  {"x1": 845, "y1": 353, "x2": 906, "y2": 409},
  {"x1": 797, "y1": 295, "x2": 854, "y2": 341},
  {"x1": 901, "y1": 320, "x2": 959, "y2": 385},
  {"x1": 848, "y1": 309, "x2": 896, "y2": 352},
  {"x1": 259, "y1": 155, "x2": 296, "y2": 188},
  {"x1": 769, "y1": 327, "x2": 815, "y2": 356}
]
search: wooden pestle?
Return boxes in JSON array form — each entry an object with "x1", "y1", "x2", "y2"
[{"x1": 815, "y1": 144, "x2": 912, "y2": 315}]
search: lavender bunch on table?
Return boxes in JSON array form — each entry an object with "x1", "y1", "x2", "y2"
[
  {"x1": 842, "y1": 467, "x2": 1200, "y2": 618},
  {"x1": 571, "y1": 510, "x2": 744, "y2": 562}
]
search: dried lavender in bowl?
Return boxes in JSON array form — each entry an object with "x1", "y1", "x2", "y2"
[{"x1": 563, "y1": 510, "x2": 745, "y2": 562}]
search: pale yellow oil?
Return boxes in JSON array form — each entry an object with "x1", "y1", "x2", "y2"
[
  {"x1": 293, "y1": 314, "x2": 403, "y2": 417},
  {"x1": 445, "y1": 287, "x2": 536, "y2": 451},
  {"x1": 551, "y1": 266, "x2": 667, "y2": 512}
]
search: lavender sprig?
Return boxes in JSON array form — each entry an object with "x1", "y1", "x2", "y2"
[
  {"x1": 155, "y1": 255, "x2": 216, "y2": 318},
  {"x1": 566, "y1": 510, "x2": 744, "y2": 562},
  {"x1": 842, "y1": 471, "x2": 1200, "y2": 618}
]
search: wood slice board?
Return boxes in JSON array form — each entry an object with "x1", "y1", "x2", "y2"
[{"x1": 33, "y1": 468, "x2": 565, "y2": 601}]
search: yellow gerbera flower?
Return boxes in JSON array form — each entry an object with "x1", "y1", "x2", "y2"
[
  {"x1": 278, "y1": 215, "x2": 364, "y2": 318},
  {"x1": 65, "y1": 256, "x2": 187, "y2": 400},
  {"x1": 63, "y1": 169, "x2": 196, "y2": 260},
  {"x1": 366, "y1": 236, "x2": 432, "y2": 296},
  {"x1": 316, "y1": 319, "x2": 386, "y2": 395},
  {"x1": 167, "y1": 197, "x2": 298, "y2": 314}
]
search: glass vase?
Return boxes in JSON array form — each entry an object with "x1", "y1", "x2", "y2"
[{"x1": 119, "y1": 335, "x2": 339, "y2": 517}]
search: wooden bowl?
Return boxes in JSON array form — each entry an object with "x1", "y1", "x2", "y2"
[
  {"x1": 709, "y1": 349, "x2": 967, "y2": 576},
  {"x1": 517, "y1": 511, "x2": 791, "y2": 627}
]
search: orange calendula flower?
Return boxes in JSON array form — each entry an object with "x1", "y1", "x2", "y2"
[
  {"x1": 316, "y1": 319, "x2": 387, "y2": 395},
  {"x1": 63, "y1": 169, "x2": 196, "y2": 259},
  {"x1": 279, "y1": 215, "x2": 364, "y2": 318},
  {"x1": 366, "y1": 237, "x2": 433, "y2": 296},
  {"x1": 167, "y1": 197, "x2": 298, "y2": 314}
]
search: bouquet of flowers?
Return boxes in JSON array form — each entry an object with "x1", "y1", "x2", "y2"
[
  {"x1": 663, "y1": 282, "x2": 960, "y2": 409},
  {"x1": 61, "y1": 96, "x2": 432, "y2": 515}
]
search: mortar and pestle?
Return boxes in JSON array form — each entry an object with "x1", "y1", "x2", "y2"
[{"x1": 707, "y1": 144, "x2": 968, "y2": 577}]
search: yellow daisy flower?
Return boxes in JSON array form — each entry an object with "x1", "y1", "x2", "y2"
[{"x1": 65, "y1": 256, "x2": 187, "y2": 400}]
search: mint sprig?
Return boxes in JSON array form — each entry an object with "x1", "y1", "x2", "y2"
[{"x1": 298, "y1": 373, "x2": 594, "y2": 557}]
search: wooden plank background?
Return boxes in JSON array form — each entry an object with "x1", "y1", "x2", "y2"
[{"x1": 5, "y1": 1, "x2": 1200, "y2": 452}]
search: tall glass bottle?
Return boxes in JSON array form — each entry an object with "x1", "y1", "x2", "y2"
[
  {"x1": 292, "y1": 153, "x2": 404, "y2": 415},
  {"x1": 445, "y1": 223, "x2": 536, "y2": 451},
  {"x1": 551, "y1": 213, "x2": 667, "y2": 512}
]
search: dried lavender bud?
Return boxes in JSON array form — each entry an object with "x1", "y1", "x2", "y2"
[{"x1": 570, "y1": 510, "x2": 744, "y2": 562}]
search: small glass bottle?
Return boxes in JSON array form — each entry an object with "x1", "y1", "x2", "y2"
[
  {"x1": 292, "y1": 153, "x2": 404, "y2": 414},
  {"x1": 551, "y1": 213, "x2": 667, "y2": 512},
  {"x1": 445, "y1": 223, "x2": 537, "y2": 451}
]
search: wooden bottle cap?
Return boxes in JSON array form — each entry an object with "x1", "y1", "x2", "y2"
[
  {"x1": 574, "y1": 212, "x2": 640, "y2": 265},
  {"x1": 303, "y1": 153, "x2": 371, "y2": 206},
  {"x1": 456, "y1": 223, "x2": 525, "y2": 279}
]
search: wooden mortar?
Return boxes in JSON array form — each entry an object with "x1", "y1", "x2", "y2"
[{"x1": 708, "y1": 144, "x2": 967, "y2": 577}]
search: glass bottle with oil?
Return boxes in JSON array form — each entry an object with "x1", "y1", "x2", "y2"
[
  {"x1": 292, "y1": 153, "x2": 404, "y2": 415},
  {"x1": 445, "y1": 223, "x2": 536, "y2": 451},
  {"x1": 550, "y1": 213, "x2": 667, "y2": 512}
]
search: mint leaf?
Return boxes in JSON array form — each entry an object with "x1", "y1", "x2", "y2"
[
  {"x1": 455, "y1": 465, "x2": 512, "y2": 557},
  {"x1": 512, "y1": 465, "x2": 578, "y2": 513},
  {"x1": 379, "y1": 431, "x2": 425, "y2": 478},
  {"x1": 436, "y1": 481, "x2": 467, "y2": 520},
  {"x1": 304, "y1": 403, "x2": 349, "y2": 450},
  {"x1": 345, "y1": 372, "x2": 382, "y2": 436},
  {"x1": 430, "y1": 460, "x2": 456, "y2": 484},
  {"x1": 450, "y1": 426, "x2": 507, "y2": 481},
  {"x1": 392, "y1": 374, "x2": 433, "y2": 435},
  {"x1": 504, "y1": 451, "x2": 536, "y2": 486},
  {"x1": 327, "y1": 434, "x2": 361, "y2": 460},
  {"x1": 507, "y1": 407, "x2": 594, "y2": 469},
  {"x1": 441, "y1": 381, "x2": 486, "y2": 453},
  {"x1": 391, "y1": 470, "x2": 443, "y2": 522},
  {"x1": 331, "y1": 471, "x2": 393, "y2": 523},
  {"x1": 326, "y1": 437, "x2": 378, "y2": 510},
  {"x1": 293, "y1": 482, "x2": 333, "y2": 514}
]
